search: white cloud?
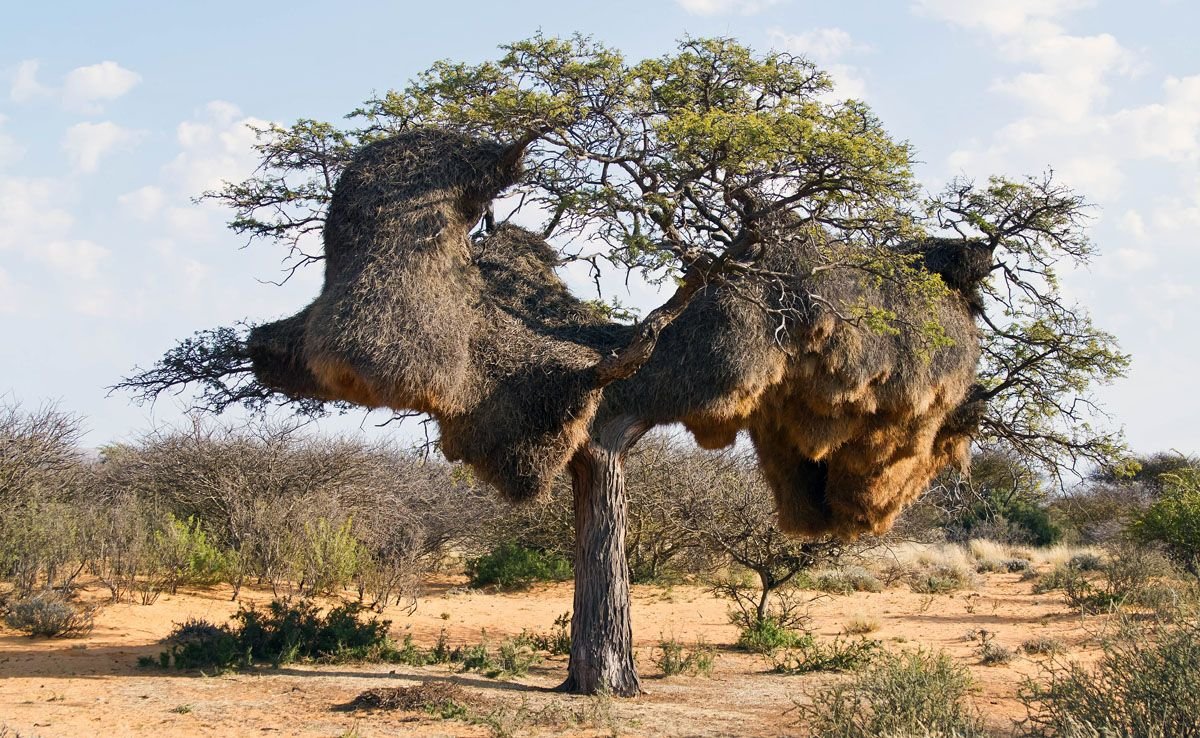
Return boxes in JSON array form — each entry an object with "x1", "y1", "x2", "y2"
[
  {"x1": 61, "y1": 61, "x2": 141, "y2": 113},
  {"x1": 771, "y1": 27, "x2": 867, "y2": 61},
  {"x1": 37, "y1": 239, "x2": 110, "y2": 279},
  {"x1": 1113, "y1": 247, "x2": 1155, "y2": 271},
  {"x1": 911, "y1": 0, "x2": 1095, "y2": 35},
  {"x1": 675, "y1": 0, "x2": 781, "y2": 15},
  {"x1": 9, "y1": 60, "x2": 51, "y2": 103},
  {"x1": 0, "y1": 115, "x2": 23, "y2": 169},
  {"x1": 768, "y1": 28, "x2": 869, "y2": 99},
  {"x1": 117, "y1": 185, "x2": 166, "y2": 220},
  {"x1": 0, "y1": 177, "x2": 74, "y2": 254},
  {"x1": 62, "y1": 121, "x2": 139, "y2": 173},
  {"x1": 165, "y1": 101, "x2": 269, "y2": 196},
  {"x1": 1119, "y1": 210, "x2": 1147, "y2": 241}
]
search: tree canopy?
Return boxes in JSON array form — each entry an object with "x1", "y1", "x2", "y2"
[{"x1": 118, "y1": 33, "x2": 1129, "y2": 485}]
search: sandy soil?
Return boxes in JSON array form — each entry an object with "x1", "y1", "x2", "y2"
[{"x1": 0, "y1": 573, "x2": 1104, "y2": 738}]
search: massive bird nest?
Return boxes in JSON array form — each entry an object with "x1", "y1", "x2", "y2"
[{"x1": 248, "y1": 128, "x2": 987, "y2": 538}]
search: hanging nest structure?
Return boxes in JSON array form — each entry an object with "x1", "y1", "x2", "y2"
[{"x1": 248, "y1": 128, "x2": 989, "y2": 538}]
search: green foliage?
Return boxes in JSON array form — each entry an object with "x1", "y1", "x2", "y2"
[
  {"x1": 466, "y1": 543, "x2": 572, "y2": 589},
  {"x1": 152, "y1": 514, "x2": 229, "y2": 593},
  {"x1": 1130, "y1": 468, "x2": 1200, "y2": 575},
  {"x1": 522, "y1": 612, "x2": 571, "y2": 656},
  {"x1": 654, "y1": 637, "x2": 715, "y2": 677},
  {"x1": 298, "y1": 517, "x2": 363, "y2": 596},
  {"x1": 771, "y1": 633, "x2": 880, "y2": 674},
  {"x1": 1020, "y1": 617, "x2": 1200, "y2": 738},
  {"x1": 793, "y1": 649, "x2": 985, "y2": 737},
  {"x1": 154, "y1": 599, "x2": 394, "y2": 670},
  {"x1": 3, "y1": 590, "x2": 94, "y2": 638},
  {"x1": 734, "y1": 616, "x2": 805, "y2": 654},
  {"x1": 455, "y1": 635, "x2": 542, "y2": 679}
]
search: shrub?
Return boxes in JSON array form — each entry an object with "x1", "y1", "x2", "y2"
[
  {"x1": 298, "y1": 518, "x2": 363, "y2": 596},
  {"x1": 734, "y1": 616, "x2": 804, "y2": 654},
  {"x1": 455, "y1": 635, "x2": 542, "y2": 679},
  {"x1": 3, "y1": 590, "x2": 94, "y2": 637},
  {"x1": 771, "y1": 633, "x2": 880, "y2": 674},
  {"x1": 910, "y1": 563, "x2": 978, "y2": 594},
  {"x1": 1067, "y1": 552, "x2": 1104, "y2": 572},
  {"x1": 152, "y1": 514, "x2": 229, "y2": 593},
  {"x1": 1020, "y1": 617, "x2": 1200, "y2": 737},
  {"x1": 466, "y1": 543, "x2": 572, "y2": 589},
  {"x1": 843, "y1": 617, "x2": 880, "y2": 635},
  {"x1": 792, "y1": 649, "x2": 985, "y2": 737},
  {"x1": 654, "y1": 637, "x2": 715, "y2": 677},
  {"x1": 1022, "y1": 637, "x2": 1064, "y2": 656},
  {"x1": 1130, "y1": 468, "x2": 1200, "y2": 576},
  {"x1": 1004, "y1": 558, "x2": 1033, "y2": 573},
  {"x1": 161, "y1": 618, "x2": 241, "y2": 670},
  {"x1": 967, "y1": 628, "x2": 1015, "y2": 666},
  {"x1": 155, "y1": 599, "x2": 394, "y2": 670},
  {"x1": 523, "y1": 612, "x2": 571, "y2": 656},
  {"x1": 810, "y1": 566, "x2": 883, "y2": 595}
]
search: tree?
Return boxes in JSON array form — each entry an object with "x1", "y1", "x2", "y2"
[{"x1": 118, "y1": 35, "x2": 1125, "y2": 695}]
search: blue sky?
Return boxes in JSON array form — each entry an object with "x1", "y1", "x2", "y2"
[{"x1": 1, "y1": 0, "x2": 1198, "y2": 457}]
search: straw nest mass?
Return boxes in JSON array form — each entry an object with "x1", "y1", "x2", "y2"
[{"x1": 247, "y1": 128, "x2": 990, "y2": 538}]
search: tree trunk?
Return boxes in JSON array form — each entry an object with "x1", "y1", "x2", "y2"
[{"x1": 559, "y1": 417, "x2": 647, "y2": 696}]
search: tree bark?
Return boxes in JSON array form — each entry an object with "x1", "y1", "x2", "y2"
[{"x1": 558, "y1": 417, "x2": 648, "y2": 696}]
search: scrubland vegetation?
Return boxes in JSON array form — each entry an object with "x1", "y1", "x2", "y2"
[{"x1": 3, "y1": 399, "x2": 1200, "y2": 737}]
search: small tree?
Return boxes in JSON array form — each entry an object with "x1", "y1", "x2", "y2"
[{"x1": 1131, "y1": 468, "x2": 1200, "y2": 576}]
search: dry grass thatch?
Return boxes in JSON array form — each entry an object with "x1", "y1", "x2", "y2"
[{"x1": 248, "y1": 128, "x2": 987, "y2": 537}]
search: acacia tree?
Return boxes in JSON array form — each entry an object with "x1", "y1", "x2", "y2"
[{"x1": 119, "y1": 35, "x2": 1125, "y2": 695}]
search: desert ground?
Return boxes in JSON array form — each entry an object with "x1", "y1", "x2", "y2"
[{"x1": 0, "y1": 560, "x2": 1105, "y2": 738}]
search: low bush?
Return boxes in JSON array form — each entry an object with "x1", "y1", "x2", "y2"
[
  {"x1": 910, "y1": 563, "x2": 978, "y2": 594},
  {"x1": 1020, "y1": 617, "x2": 1200, "y2": 737},
  {"x1": 792, "y1": 649, "x2": 985, "y2": 737},
  {"x1": 3, "y1": 590, "x2": 94, "y2": 637},
  {"x1": 521, "y1": 612, "x2": 571, "y2": 656},
  {"x1": 466, "y1": 543, "x2": 572, "y2": 589},
  {"x1": 1022, "y1": 636, "x2": 1064, "y2": 656},
  {"x1": 842, "y1": 617, "x2": 880, "y2": 635},
  {"x1": 809, "y1": 566, "x2": 882, "y2": 595},
  {"x1": 1129, "y1": 468, "x2": 1200, "y2": 576},
  {"x1": 734, "y1": 616, "x2": 804, "y2": 654},
  {"x1": 771, "y1": 633, "x2": 880, "y2": 674},
  {"x1": 154, "y1": 599, "x2": 395, "y2": 670},
  {"x1": 654, "y1": 637, "x2": 715, "y2": 677},
  {"x1": 966, "y1": 628, "x2": 1015, "y2": 666},
  {"x1": 456, "y1": 635, "x2": 542, "y2": 679}
]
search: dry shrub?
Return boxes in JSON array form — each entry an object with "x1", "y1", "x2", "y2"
[
  {"x1": 792, "y1": 649, "x2": 985, "y2": 737},
  {"x1": 4, "y1": 590, "x2": 95, "y2": 638},
  {"x1": 1020, "y1": 616, "x2": 1200, "y2": 738}
]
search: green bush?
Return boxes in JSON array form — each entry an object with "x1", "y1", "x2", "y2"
[
  {"x1": 160, "y1": 618, "x2": 242, "y2": 670},
  {"x1": 734, "y1": 616, "x2": 804, "y2": 654},
  {"x1": 466, "y1": 543, "x2": 572, "y2": 589},
  {"x1": 154, "y1": 599, "x2": 394, "y2": 670},
  {"x1": 771, "y1": 633, "x2": 880, "y2": 674},
  {"x1": 3, "y1": 590, "x2": 94, "y2": 638},
  {"x1": 654, "y1": 637, "x2": 715, "y2": 677},
  {"x1": 298, "y1": 518, "x2": 364, "y2": 596},
  {"x1": 1020, "y1": 617, "x2": 1200, "y2": 737},
  {"x1": 152, "y1": 514, "x2": 229, "y2": 593},
  {"x1": 455, "y1": 635, "x2": 542, "y2": 679},
  {"x1": 1130, "y1": 469, "x2": 1200, "y2": 575},
  {"x1": 522, "y1": 612, "x2": 571, "y2": 656},
  {"x1": 793, "y1": 649, "x2": 985, "y2": 737}
]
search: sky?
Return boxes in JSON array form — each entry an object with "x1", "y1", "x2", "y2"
[{"x1": 1, "y1": 0, "x2": 1197, "y2": 457}]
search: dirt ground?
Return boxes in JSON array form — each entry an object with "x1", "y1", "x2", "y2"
[{"x1": 0, "y1": 572, "x2": 1103, "y2": 738}]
